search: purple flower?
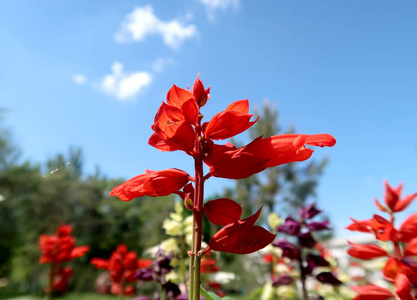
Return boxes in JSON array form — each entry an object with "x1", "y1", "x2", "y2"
[
  {"x1": 298, "y1": 232, "x2": 316, "y2": 248},
  {"x1": 136, "y1": 268, "x2": 154, "y2": 282},
  {"x1": 273, "y1": 239, "x2": 300, "y2": 260},
  {"x1": 307, "y1": 220, "x2": 330, "y2": 232},
  {"x1": 315, "y1": 272, "x2": 342, "y2": 286},
  {"x1": 305, "y1": 254, "x2": 329, "y2": 274},
  {"x1": 298, "y1": 203, "x2": 321, "y2": 220},
  {"x1": 276, "y1": 217, "x2": 301, "y2": 235},
  {"x1": 272, "y1": 274, "x2": 294, "y2": 287}
]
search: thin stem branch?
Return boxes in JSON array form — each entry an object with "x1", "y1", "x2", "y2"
[{"x1": 298, "y1": 256, "x2": 308, "y2": 300}]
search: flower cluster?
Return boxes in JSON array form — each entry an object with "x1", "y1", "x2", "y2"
[
  {"x1": 110, "y1": 74, "x2": 335, "y2": 299},
  {"x1": 91, "y1": 244, "x2": 153, "y2": 296},
  {"x1": 346, "y1": 180, "x2": 417, "y2": 299},
  {"x1": 273, "y1": 203, "x2": 342, "y2": 298},
  {"x1": 136, "y1": 249, "x2": 182, "y2": 300},
  {"x1": 38, "y1": 224, "x2": 89, "y2": 294}
]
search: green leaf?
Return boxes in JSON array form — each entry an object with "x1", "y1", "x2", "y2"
[{"x1": 200, "y1": 286, "x2": 234, "y2": 300}]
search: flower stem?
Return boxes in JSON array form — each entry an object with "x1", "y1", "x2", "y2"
[
  {"x1": 298, "y1": 256, "x2": 308, "y2": 300},
  {"x1": 189, "y1": 128, "x2": 204, "y2": 300}
]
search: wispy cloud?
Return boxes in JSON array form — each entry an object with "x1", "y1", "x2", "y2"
[
  {"x1": 152, "y1": 57, "x2": 176, "y2": 73},
  {"x1": 115, "y1": 5, "x2": 198, "y2": 50},
  {"x1": 200, "y1": 0, "x2": 240, "y2": 21},
  {"x1": 99, "y1": 62, "x2": 152, "y2": 101},
  {"x1": 72, "y1": 74, "x2": 86, "y2": 85}
]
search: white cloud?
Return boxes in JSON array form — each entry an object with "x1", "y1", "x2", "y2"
[
  {"x1": 115, "y1": 5, "x2": 198, "y2": 50},
  {"x1": 200, "y1": 0, "x2": 240, "y2": 21},
  {"x1": 152, "y1": 57, "x2": 176, "y2": 73},
  {"x1": 99, "y1": 62, "x2": 152, "y2": 100},
  {"x1": 72, "y1": 74, "x2": 86, "y2": 85}
]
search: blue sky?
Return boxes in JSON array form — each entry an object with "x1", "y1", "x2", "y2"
[{"x1": 1, "y1": 0, "x2": 417, "y2": 238}]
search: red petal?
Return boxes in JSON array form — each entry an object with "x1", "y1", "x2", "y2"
[
  {"x1": 70, "y1": 246, "x2": 89, "y2": 259},
  {"x1": 398, "y1": 213, "x2": 417, "y2": 243},
  {"x1": 166, "y1": 85, "x2": 194, "y2": 108},
  {"x1": 110, "y1": 174, "x2": 148, "y2": 201},
  {"x1": 225, "y1": 99, "x2": 249, "y2": 114},
  {"x1": 181, "y1": 99, "x2": 199, "y2": 125},
  {"x1": 56, "y1": 224, "x2": 73, "y2": 237},
  {"x1": 91, "y1": 258, "x2": 110, "y2": 270},
  {"x1": 404, "y1": 237, "x2": 417, "y2": 256},
  {"x1": 204, "y1": 109, "x2": 256, "y2": 140},
  {"x1": 395, "y1": 273, "x2": 413, "y2": 300},
  {"x1": 192, "y1": 74, "x2": 210, "y2": 107},
  {"x1": 394, "y1": 192, "x2": 417, "y2": 212},
  {"x1": 210, "y1": 225, "x2": 276, "y2": 254},
  {"x1": 204, "y1": 198, "x2": 242, "y2": 225},
  {"x1": 383, "y1": 258, "x2": 413, "y2": 282},
  {"x1": 347, "y1": 242, "x2": 388, "y2": 260},
  {"x1": 346, "y1": 218, "x2": 372, "y2": 233},
  {"x1": 148, "y1": 133, "x2": 178, "y2": 152},
  {"x1": 351, "y1": 284, "x2": 394, "y2": 300}
]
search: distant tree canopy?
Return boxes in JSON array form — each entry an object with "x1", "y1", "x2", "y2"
[{"x1": 0, "y1": 113, "x2": 175, "y2": 293}]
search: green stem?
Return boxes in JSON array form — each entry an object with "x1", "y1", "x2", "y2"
[
  {"x1": 189, "y1": 125, "x2": 204, "y2": 300},
  {"x1": 46, "y1": 263, "x2": 54, "y2": 300}
]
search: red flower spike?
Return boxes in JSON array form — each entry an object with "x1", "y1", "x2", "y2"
[
  {"x1": 351, "y1": 284, "x2": 394, "y2": 300},
  {"x1": 382, "y1": 180, "x2": 417, "y2": 213},
  {"x1": 395, "y1": 273, "x2": 413, "y2": 300},
  {"x1": 404, "y1": 237, "x2": 417, "y2": 256},
  {"x1": 347, "y1": 241, "x2": 389, "y2": 260},
  {"x1": 192, "y1": 74, "x2": 210, "y2": 107},
  {"x1": 166, "y1": 84, "x2": 195, "y2": 108},
  {"x1": 208, "y1": 207, "x2": 276, "y2": 254},
  {"x1": 203, "y1": 99, "x2": 257, "y2": 140},
  {"x1": 110, "y1": 168, "x2": 190, "y2": 201},
  {"x1": 91, "y1": 244, "x2": 145, "y2": 296},
  {"x1": 204, "y1": 198, "x2": 242, "y2": 225},
  {"x1": 397, "y1": 213, "x2": 417, "y2": 243}
]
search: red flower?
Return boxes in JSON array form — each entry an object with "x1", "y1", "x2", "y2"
[
  {"x1": 207, "y1": 207, "x2": 276, "y2": 254},
  {"x1": 204, "y1": 134, "x2": 336, "y2": 179},
  {"x1": 110, "y1": 168, "x2": 191, "y2": 201},
  {"x1": 91, "y1": 244, "x2": 150, "y2": 296},
  {"x1": 395, "y1": 273, "x2": 413, "y2": 300},
  {"x1": 150, "y1": 102, "x2": 196, "y2": 153},
  {"x1": 38, "y1": 224, "x2": 89, "y2": 294},
  {"x1": 50, "y1": 267, "x2": 73, "y2": 292},
  {"x1": 351, "y1": 284, "x2": 394, "y2": 300},
  {"x1": 346, "y1": 241, "x2": 388, "y2": 260},
  {"x1": 203, "y1": 99, "x2": 257, "y2": 140},
  {"x1": 374, "y1": 180, "x2": 417, "y2": 213},
  {"x1": 39, "y1": 224, "x2": 89, "y2": 264}
]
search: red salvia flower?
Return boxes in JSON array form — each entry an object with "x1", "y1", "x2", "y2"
[
  {"x1": 39, "y1": 224, "x2": 89, "y2": 264},
  {"x1": 347, "y1": 181, "x2": 417, "y2": 300},
  {"x1": 204, "y1": 134, "x2": 336, "y2": 179},
  {"x1": 91, "y1": 244, "x2": 152, "y2": 296},
  {"x1": 110, "y1": 168, "x2": 191, "y2": 201},
  {"x1": 374, "y1": 180, "x2": 417, "y2": 213},
  {"x1": 38, "y1": 224, "x2": 89, "y2": 295}
]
